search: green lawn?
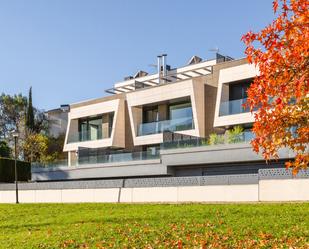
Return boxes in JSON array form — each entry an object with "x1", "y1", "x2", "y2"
[{"x1": 0, "y1": 203, "x2": 308, "y2": 248}]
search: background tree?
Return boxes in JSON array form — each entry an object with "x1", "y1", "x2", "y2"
[
  {"x1": 242, "y1": 0, "x2": 309, "y2": 173},
  {"x1": 0, "y1": 93, "x2": 27, "y2": 159},
  {"x1": 47, "y1": 133, "x2": 66, "y2": 160},
  {"x1": 33, "y1": 107, "x2": 49, "y2": 134},
  {"x1": 0, "y1": 140, "x2": 11, "y2": 158},
  {"x1": 0, "y1": 93, "x2": 27, "y2": 139},
  {"x1": 26, "y1": 87, "x2": 35, "y2": 131},
  {"x1": 23, "y1": 133, "x2": 56, "y2": 163},
  {"x1": 0, "y1": 90, "x2": 51, "y2": 162}
]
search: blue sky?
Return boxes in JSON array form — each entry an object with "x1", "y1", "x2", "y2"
[{"x1": 0, "y1": 0, "x2": 275, "y2": 110}]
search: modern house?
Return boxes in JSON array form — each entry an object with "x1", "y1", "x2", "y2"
[{"x1": 32, "y1": 54, "x2": 294, "y2": 181}]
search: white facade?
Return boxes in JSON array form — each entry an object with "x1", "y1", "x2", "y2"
[
  {"x1": 214, "y1": 63, "x2": 258, "y2": 128},
  {"x1": 63, "y1": 98, "x2": 122, "y2": 152},
  {"x1": 126, "y1": 79, "x2": 200, "y2": 146}
]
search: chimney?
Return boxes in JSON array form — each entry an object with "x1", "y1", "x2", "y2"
[
  {"x1": 162, "y1": 54, "x2": 167, "y2": 79},
  {"x1": 157, "y1": 55, "x2": 162, "y2": 84},
  {"x1": 157, "y1": 54, "x2": 168, "y2": 84}
]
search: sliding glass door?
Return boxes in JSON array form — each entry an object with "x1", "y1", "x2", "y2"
[{"x1": 79, "y1": 116, "x2": 103, "y2": 141}]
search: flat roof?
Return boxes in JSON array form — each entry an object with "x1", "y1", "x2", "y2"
[{"x1": 106, "y1": 59, "x2": 217, "y2": 94}]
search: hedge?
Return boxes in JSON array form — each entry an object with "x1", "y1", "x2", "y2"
[{"x1": 0, "y1": 158, "x2": 31, "y2": 183}]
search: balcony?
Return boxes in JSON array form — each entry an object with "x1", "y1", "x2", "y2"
[
  {"x1": 78, "y1": 150, "x2": 160, "y2": 165},
  {"x1": 32, "y1": 150, "x2": 160, "y2": 168},
  {"x1": 138, "y1": 117, "x2": 194, "y2": 136},
  {"x1": 161, "y1": 131, "x2": 255, "y2": 150},
  {"x1": 219, "y1": 98, "x2": 250, "y2": 116},
  {"x1": 67, "y1": 130, "x2": 103, "y2": 143}
]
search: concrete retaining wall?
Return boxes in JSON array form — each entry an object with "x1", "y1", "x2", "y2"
[
  {"x1": 0, "y1": 184, "x2": 258, "y2": 203},
  {"x1": 1, "y1": 169, "x2": 308, "y2": 203},
  {"x1": 1, "y1": 179, "x2": 308, "y2": 203},
  {"x1": 259, "y1": 179, "x2": 309, "y2": 202}
]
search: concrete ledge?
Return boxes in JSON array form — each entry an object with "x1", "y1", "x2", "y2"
[
  {"x1": 160, "y1": 142, "x2": 253, "y2": 155},
  {"x1": 32, "y1": 161, "x2": 166, "y2": 181},
  {"x1": 160, "y1": 143, "x2": 294, "y2": 166},
  {"x1": 31, "y1": 159, "x2": 161, "y2": 173}
]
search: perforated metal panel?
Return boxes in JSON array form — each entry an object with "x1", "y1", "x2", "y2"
[
  {"x1": 124, "y1": 176, "x2": 200, "y2": 188},
  {"x1": 259, "y1": 168, "x2": 309, "y2": 180},
  {"x1": 0, "y1": 179, "x2": 124, "y2": 191}
]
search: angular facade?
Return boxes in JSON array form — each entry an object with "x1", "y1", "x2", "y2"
[
  {"x1": 43, "y1": 54, "x2": 291, "y2": 181},
  {"x1": 214, "y1": 63, "x2": 257, "y2": 128}
]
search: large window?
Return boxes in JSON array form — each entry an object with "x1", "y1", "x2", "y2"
[
  {"x1": 79, "y1": 116, "x2": 103, "y2": 141},
  {"x1": 169, "y1": 102, "x2": 193, "y2": 120},
  {"x1": 108, "y1": 112, "x2": 114, "y2": 137},
  {"x1": 138, "y1": 100, "x2": 194, "y2": 136},
  {"x1": 229, "y1": 79, "x2": 252, "y2": 101},
  {"x1": 143, "y1": 106, "x2": 159, "y2": 123},
  {"x1": 78, "y1": 112, "x2": 114, "y2": 142},
  {"x1": 219, "y1": 79, "x2": 253, "y2": 116}
]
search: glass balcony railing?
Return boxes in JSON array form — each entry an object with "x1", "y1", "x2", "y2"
[
  {"x1": 67, "y1": 129, "x2": 103, "y2": 143},
  {"x1": 138, "y1": 117, "x2": 194, "y2": 136},
  {"x1": 243, "y1": 130, "x2": 255, "y2": 141},
  {"x1": 161, "y1": 131, "x2": 255, "y2": 150},
  {"x1": 32, "y1": 151, "x2": 160, "y2": 168},
  {"x1": 219, "y1": 98, "x2": 250, "y2": 116},
  {"x1": 31, "y1": 159, "x2": 69, "y2": 168},
  {"x1": 78, "y1": 150, "x2": 160, "y2": 165}
]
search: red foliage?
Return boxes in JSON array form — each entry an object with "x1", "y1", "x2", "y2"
[{"x1": 241, "y1": 0, "x2": 309, "y2": 173}]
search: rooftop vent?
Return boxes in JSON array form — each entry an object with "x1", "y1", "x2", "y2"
[
  {"x1": 124, "y1": 76, "x2": 133, "y2": 81},
  {"x1": 187, "y1": 55, "x2": 203, "y2": 65},
  {"x1": 60, "y1": 104, "x2": 70, "y2": 112},
  {"x1": 216, "y1": 53, "x2": 234, "y2": 63},
  {"x1": 134, "y1": 70, "x2": 148, "y2": 78}
]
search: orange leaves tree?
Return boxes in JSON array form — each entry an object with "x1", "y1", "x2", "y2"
[{"x1": 241, "y1": 0, "x2": 309, "y2": 173}]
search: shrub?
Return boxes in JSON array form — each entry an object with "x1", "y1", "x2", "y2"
[
  {"x1": 0, "y1": 158, "x2": 31, "y2": 183},
  {"x1": 208, "y1": 133, "x2": 225, "y2": 145},
  {"x1": 201, "y1": 139, "x2": 209, "y2": 146},
  {"x1": 226, "y1": 126, "x2": 244, "y2": 144}
]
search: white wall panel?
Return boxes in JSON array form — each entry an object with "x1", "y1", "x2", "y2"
[
  {"x1": 0, "y1": 179, "x2": 308, "y2": 203},
  {"x1": 259, "y1": 179, "x2": 309, "y2": 201}
]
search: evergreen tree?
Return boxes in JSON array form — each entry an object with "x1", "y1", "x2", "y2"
[
  {"x1": 0, "y1": 140, "x2": 11, "y2": 158},
  {"x1": 26, "y1": 87, "x2": 35, "y2": 131}
]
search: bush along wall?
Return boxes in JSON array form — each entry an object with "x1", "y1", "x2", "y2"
[{"x1": 0, "y1": 158, "x2": 31, "y2": 183}]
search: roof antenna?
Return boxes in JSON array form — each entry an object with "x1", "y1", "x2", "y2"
[
  {"x1": 148, "y1": 64, "x2": 157, "y2": 69},
  {"x1": 209, "y1": 46, "x2": 219, "y2": 54}
]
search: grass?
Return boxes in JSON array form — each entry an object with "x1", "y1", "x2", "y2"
[{"x1": 0, "y1": 203, "x2": 308, "y2": 248}]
